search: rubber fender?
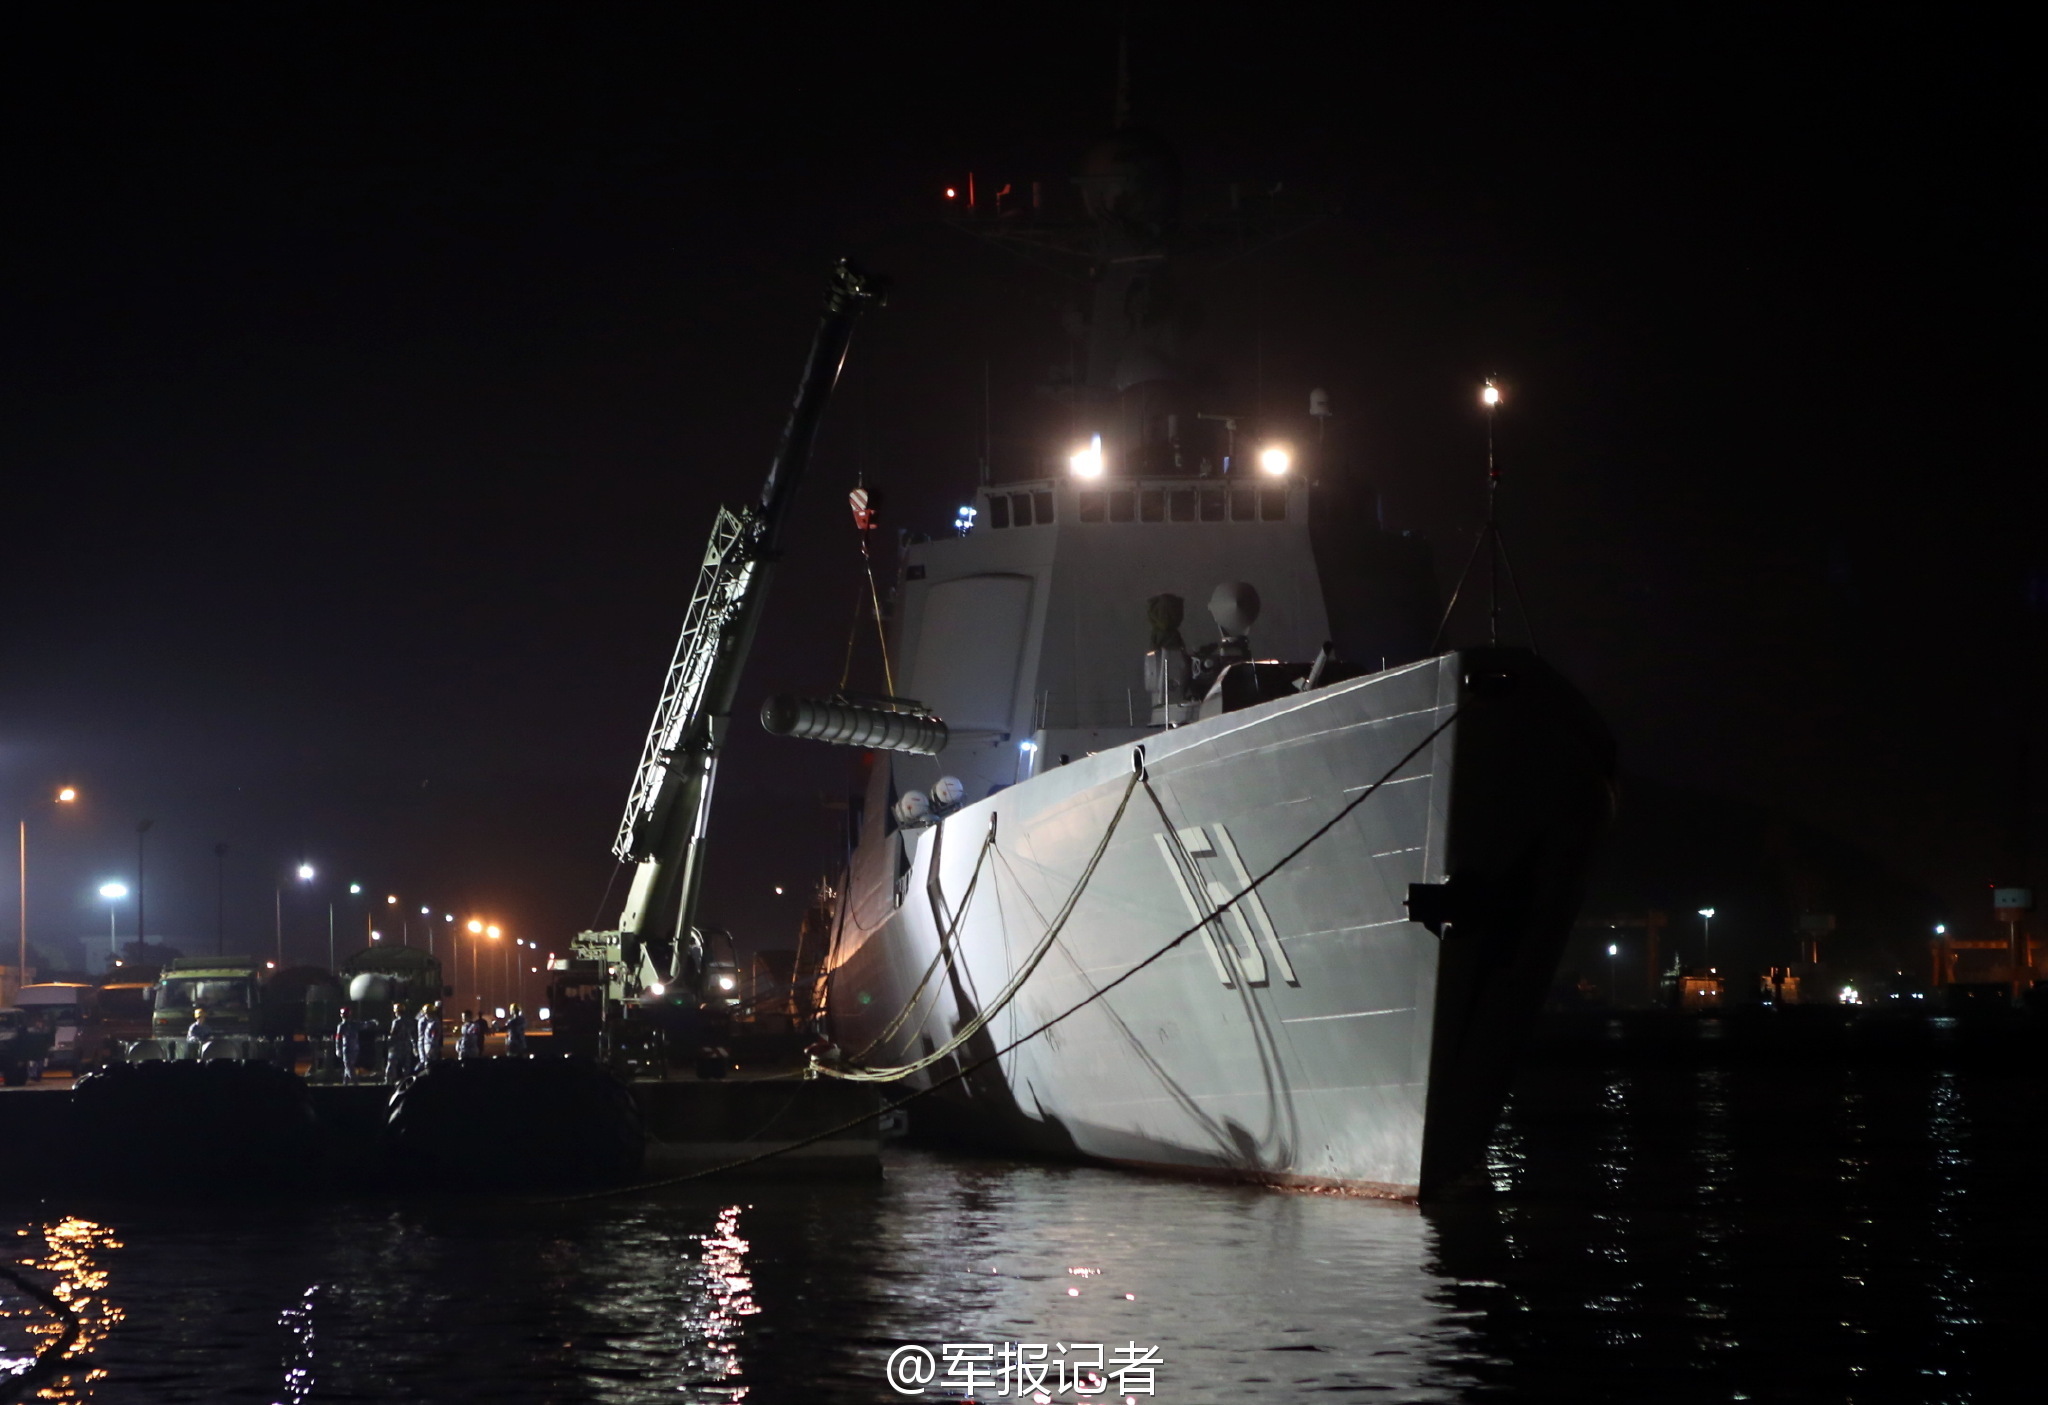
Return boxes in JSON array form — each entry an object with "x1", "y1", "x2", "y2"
[
  {"x1": 70, "y1": 1059, "x2": 317, "y2": 1189},
  {"x1": 386, "y1": 1056, "x2": 645, "y2": 1186}
]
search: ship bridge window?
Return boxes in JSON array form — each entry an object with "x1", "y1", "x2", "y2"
[
  {"x1": 987, "y1": 495, "x2": 1010, "y2": 529},
  {"x1": 1109, "y1": 489, "x2": 1134, "y2": 521},
  {"x1": 1169, "y1": 488, "x2": 1196, "y2": 522},
  {"x1": 1260, "y1": 488, "x2": 1287, "y2": 521},
  {"x1": 1010, "y1": 492, "x2": 1033, "y2": 526},
  {"x1": 1033, "y1": 489, "x2": 1055, "y2": 524},
  {"x1": 1199, "y1": 487, "x2": 1225, "y2": 522},
  {"x1": 1078, "y1": 490, "x2": 1106, "y2": 522},
  {"x1": 1140, "y1": 489, "x2": 1165, "y2": 522},
  {"x1": 1229, "y1": 487, "x2": 1255, "y2": 520}
]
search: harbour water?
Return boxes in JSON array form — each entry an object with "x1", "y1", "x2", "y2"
[{"x1": 3, "y1": 1038, "x2": 2037, "y2": 1403}]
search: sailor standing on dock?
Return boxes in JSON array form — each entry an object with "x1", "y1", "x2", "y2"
[
  {"x1": 334, "y1": 1007, "x2": 360, "y2": 1084},
  {"x1": 384, "y1": 1002, "x2": 416, "y2": 1083},
  {"x1": 504, "y1": 1003, "x2": 527, "y2": 1057},
  {"x1": 416, "y1": 1001, "x2": 441, "y2": 1068},
  {"x1": 457, "y1": 1010, "x2": 484, "y2": 1061}
]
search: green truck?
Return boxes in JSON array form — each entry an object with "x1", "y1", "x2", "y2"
[{"x1": 128, "y1": 956, "x2": 288, "y2": 1062}]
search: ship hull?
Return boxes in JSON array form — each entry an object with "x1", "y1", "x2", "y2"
[{"x1": 825, "y1": 647, "x2": 1611, "y2": 1199}]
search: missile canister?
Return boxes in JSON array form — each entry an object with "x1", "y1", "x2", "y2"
[{"x1": 760, "y1": 694, "x2": 949, "y2": 755}]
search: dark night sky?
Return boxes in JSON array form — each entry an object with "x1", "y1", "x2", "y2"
[{"x1": 0, "y1": 5, "x2": 2032, "y2": 977}]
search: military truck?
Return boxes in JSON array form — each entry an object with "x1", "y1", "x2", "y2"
[
  {"x1": 0, "y1": 1007, "x2": 52, "y2": 1085},
  {"x1": 335, "y1": 945, "x2": 448, "y2": 1072},
  {"x1": 129, "y1": 956, "x2": 285, "y2": 1062},
  {"x1": 13, "y1": 982, "x2": 103, "y2": 1071}
]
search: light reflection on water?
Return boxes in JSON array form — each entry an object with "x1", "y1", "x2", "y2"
[
  {"x1": 0, "y1": 1061, "x2": 2038, "y2": 1402},
  {"x1": 1, "y1": 1216, "x2": 124, "y2": 1401}
]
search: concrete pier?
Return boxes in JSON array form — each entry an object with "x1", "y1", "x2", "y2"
[{"x1": 0, "y1": 1065, "x2": 882, "y2": 1192}]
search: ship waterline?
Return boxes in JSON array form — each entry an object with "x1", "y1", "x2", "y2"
[{"x1": 825, "y1": 647, "x2": 1613, "y2": 1198}]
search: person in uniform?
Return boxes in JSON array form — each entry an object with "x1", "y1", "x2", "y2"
[
  {"x1": 384, "y1": 1001, "x2": 416, "y2": 1083},
  {"x1": 334, "y1": 1007, "x2": 360, "y2": 1084},
  {"x1": 187, "y1": 1006, "x2": 216, "y2": 1057},
  {"x1": 504, "y1": 1003, "x2": 527, "y2": 1057},
  {"x1": 416, "y1": 1001, "x2": 441, "y2": 1069},
  {"x1": 458, "y1": 1010, "x2": 484, "y2": 1061}
]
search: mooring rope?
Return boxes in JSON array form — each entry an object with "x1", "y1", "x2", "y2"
[
  {"x1": 0, "y1": 1251, "x2": 84, "y2": 1405},
  {"x1": 846, "y1": 814, "x2": 999, "y2": 1062},
  {"x1": 817, "y1": 766, "x2": 1142, "y2": 1082},
  {"x1": 550, "y1": 705, "x2": 1457, "y2": 1203}
]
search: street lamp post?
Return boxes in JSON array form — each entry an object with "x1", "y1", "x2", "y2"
[
  {"x1": 489, "y1": 926, "x2": 504, "y2": 1015},
  {"x1": 1698, "y1": 907, "x2": 1717, "y2": 969},
  {"x1": 1481, "y1": 378, "x2": 1503, "y2": 646},
  {"x1": 135, "y1": 819, "x2": 154, "y2": 953},
  {"x1": 17, "y1": 787, "x2": 80, "y2": 987},
  {"x1": 276, "y1": 862, "x2": 316, "y2": 967},
  {"x1": 214, "y1": 842, "x2": 229, "y2": 956},
  {"x1": 99, "y1": 882, "x2": 129, "y2": 967}
]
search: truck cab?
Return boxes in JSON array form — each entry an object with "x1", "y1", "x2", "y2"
[{"x1": 138, "y1": 957, "x2": 279, "y2": 1061}]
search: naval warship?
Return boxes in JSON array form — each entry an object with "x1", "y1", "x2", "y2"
[{"x1": 794, "y1": 129, "x2": 1614, "y2": 1198}]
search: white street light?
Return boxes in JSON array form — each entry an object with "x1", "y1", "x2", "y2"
[
  {"x1": 297, "y1": 863, "x2": 315, "y2": 881},
  {"x1": 1481, "y1": 379, "x2": 1502, "y2": 408},
  {"x1": 1068, "y1": 434, "x2": 1105, "y2": 479},
  {"x1": 1257, "y1": 444, "x2": 1292, "y2": 477},
  {"x1": 1698, "y1": 907, "x2": 1716, "y2": 968}
]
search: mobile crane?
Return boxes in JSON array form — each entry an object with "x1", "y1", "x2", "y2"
[{"x1": 574, "y1": 260, "x2": 882, "y2": 1050}]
